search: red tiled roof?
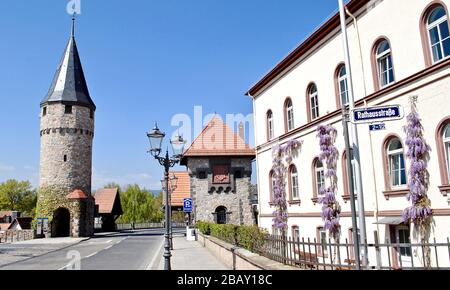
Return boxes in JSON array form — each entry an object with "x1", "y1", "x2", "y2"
[
  {"x1": 182, "y1": 115, "x2": 255, "y2": 159},
  {"x1": 66, "y1": 189, "x2": 89, "y2": 199},
  {"x1": 95, "y1": 188, "x2": 121, "y2": 214},
  {"x1": 168, "y1": 172, "x2": 190, "y2": 207}
]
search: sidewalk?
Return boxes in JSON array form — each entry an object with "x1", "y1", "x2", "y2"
[{"x1": 156, "y1": 235, "x2": 230, "y2": 270}]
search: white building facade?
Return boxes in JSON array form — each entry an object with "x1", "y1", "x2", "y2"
[{"x1": 247, "y1": 0, "x2": 450, "y2": 268}]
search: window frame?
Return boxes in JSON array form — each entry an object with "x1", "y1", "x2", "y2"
[
  {"x1": 284, "y1": 98, "x2": 295, "y2": 132},
  {"x1": 376, "y1": 40, "x2": 395, "y2": 88},
  {"x1": 312, "y1": 158, "x2": 325, "y2": 200},
  {"x1": 436, "y1": 117, "x2": 450, "y2": 194},
  {"x1": 266, "y1": 110, "x2": 274, "y2": 141},
  {"x1": 420, "y1": 2, "x2": 450, "y2": 67},
  {"x1": 387, "y1": 139, "x2": 407, "y2": 188},
  {"x1": 335, "y1": 64, "x2": 349, "y2": 108},
  {"x1": 288, "y1": 165, "x2": 300, "y2": 202},
  {"x1": 307, "y1": 84, "x2": 320, "y2": 122},
  {"x1": 382, "y1": 135, "x2": 409, "y2": 198},
  {"x1": 427, "y1": 6, "x2": 450, "y2": 63}
]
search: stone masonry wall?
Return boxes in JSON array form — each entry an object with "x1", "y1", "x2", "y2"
[
  {"x1": 39, "y1": 103, "x2": 94, "y2": 194},
  {"x1": 188, "y1": 157, "x2": 255, "y2": 226}
]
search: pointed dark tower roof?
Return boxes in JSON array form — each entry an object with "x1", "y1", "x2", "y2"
[{"x1": 41, "y1": 17, "x2": 96, "y2": 110}]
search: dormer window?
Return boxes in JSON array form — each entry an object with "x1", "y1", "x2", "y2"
[{"x1": 65, "y1": 105, "x2": 72, "y2": 114}]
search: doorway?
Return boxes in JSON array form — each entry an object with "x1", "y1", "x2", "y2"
[{"x1": 52, "y1": 208, "x2": 70, "y2": 237}]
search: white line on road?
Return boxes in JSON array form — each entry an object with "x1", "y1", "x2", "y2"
[
  {"x1": 146, "y1": 237, "x2": 165, "y2": 270},
  {"x1": 85, "y1": 252, "x2": 98, "y2": 259},
  {"x1": 58, "y1": 264, "x2": 68, "y2": 270},
  {"x1": 104, "y1": 245, "x2": 113, "y2": 250},
  {"x1": 105, "y1": 239, "x2": 113, "y2": 244}
]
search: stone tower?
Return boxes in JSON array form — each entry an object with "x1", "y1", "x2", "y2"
[
  {"x1": 38, "y1": 18, "x2": 95, "y2": 238},
  {"x1": 180, "y1": 115, "x2": 256, "y2": 226}
]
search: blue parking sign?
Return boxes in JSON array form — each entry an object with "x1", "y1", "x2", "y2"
[{"x1": 183, "y1": 198, "x2": 193, "y2": 212}]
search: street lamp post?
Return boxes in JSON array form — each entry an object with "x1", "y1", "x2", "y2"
[
  {"x1": 162, "y1": 174, "x2": 178, "y2": 251},
  {"x1": 147, "y1": 123, "x2": 186, "y2": 271}
]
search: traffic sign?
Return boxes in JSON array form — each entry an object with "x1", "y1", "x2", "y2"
[
  {"x1": 369, "y1": 123, "x2": 386, "y2": 131},
  {"x1": 351, "y1": 105, "x2": 404, "y2": 124},
  {"x1": 183, "y1": 198, "x2": 193, "y2": 212}
]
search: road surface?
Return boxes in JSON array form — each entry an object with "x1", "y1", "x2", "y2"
[{"x1": 0, "y1": 228, "x2": 184, "y2": 270}]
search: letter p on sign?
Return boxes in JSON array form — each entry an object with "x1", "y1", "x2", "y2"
[{"x1": 67, "y1": 0, "x2": 81, "y2": 15}]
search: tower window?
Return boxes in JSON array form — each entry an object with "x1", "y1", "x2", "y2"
[
  {"x1": 64, "y1": 155, "x2": 67, "y2": 162},
  {"x1": 42, "y1": 107, "x2": 47, "y2": 116},
  {"x1": 90, "y1": 109, "x2": 94, "y2": 119},
  {"x1": 65, "y1": 105, "x2": 72, "y2": 114}
]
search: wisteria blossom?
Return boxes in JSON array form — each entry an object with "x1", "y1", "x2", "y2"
[
  {"x1": 317, "y1": 125, "x2": 341, "y2": 240},
  {"x1": 402, "y1": 97, "x2": 433, "y2": 267},
  {"x1": 271, "y1": 139, "x2": 302, "y2": 235},
  {"x1": 402, "y1": 98, "x2": 433, "y2": 225}
]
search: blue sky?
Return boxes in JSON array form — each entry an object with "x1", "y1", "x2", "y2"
[{"x1": 0, "y1": 0, "x2": 341, "y2": 190}]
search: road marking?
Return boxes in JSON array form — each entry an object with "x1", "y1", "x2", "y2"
[
  {"x1": 85, "y1": 252, "x2": 98, "y2": 258},
  {"x1": 105, "y1": 239, "x2": 113, "y2": 244},
  {"x1": 115, "y1": 238, "x2": 126, "y2": 245},
  {"x1": 58, "y1": 264, "x2": 69, "y2": 270},
  {"x1": 104, "y1": 245, "x2": 113, "y2": 250},
  {"x1": 146, "y1": 237, "x2": 165, "y2": 270}
]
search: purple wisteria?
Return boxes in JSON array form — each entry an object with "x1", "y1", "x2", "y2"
[
  {"x1": 271, "y1": 139, "x2": 302, "y2": 234},
  {"x1": 317, "y1": 125, "x2": 341, "y2": 240},
  {"x1": 402, "y1": 97, "x2": 433, "y2": 226}
]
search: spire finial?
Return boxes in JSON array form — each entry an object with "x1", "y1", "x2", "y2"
[{"x1": 71, "y1": 13, "x2": 76, "y2": 37}]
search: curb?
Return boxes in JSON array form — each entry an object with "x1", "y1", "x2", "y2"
[{"x1": 0, "y1": 237, "x2": 91, "y2": 269}]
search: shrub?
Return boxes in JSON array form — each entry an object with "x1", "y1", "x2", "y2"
[
  {"x1": 196, "y1": 221, "x2": 268, "y2": 253},
  {"x1": 196, "y1": 220, "x2": 211, "y2": 235},
  {"x1": 236, "y1": 225, "x2": 268, "y2": 252}
]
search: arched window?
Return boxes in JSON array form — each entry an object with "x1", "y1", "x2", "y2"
[
  {"x1": 387, "y1": 138, "x2": 407, "y2": 187},
  {"x1": 215, "y1": 206, "x2": 227, "y2": 224},
  {"x1": 436, "y1": 118, "x2": 450, "y2": 194},
  {"x1": 289, "y1": 165, "x2": 299, "y2": 201},
  {"x1": 444, "y1": 124, "x2": 450, "y2": 180},
  {"x1": 284, "y1": 98, "x2": 295, "y2": 132},
  {"x1": 312, "y1": 158, "x2": 325, "y2": 199},
  {"x1": 375, "y1": 39, "x2": 395, "y2": 88},
  {"x1": 267, "y1": 110, "x2": 274, "y2": 141},
  {"x1": 269, "y1": 170, "x2": 276, "y2": 203},
  {"x1": 427, "y1": 5, "x2": 450, "y2": 63},
  {"x1": 308, "y1": 84, "x2": 320, "y2": 121},
  {"x1": 337, "y1": 65, "x2": 349, "y2": 107}
]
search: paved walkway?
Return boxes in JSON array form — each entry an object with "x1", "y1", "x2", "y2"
[{"x1": 156, "y1": 235, "x2": 230, "y2": 270}]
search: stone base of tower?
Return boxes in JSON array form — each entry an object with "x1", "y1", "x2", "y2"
[{"x1": 36, "y1": 187, "x2": 95, "y2": 238}]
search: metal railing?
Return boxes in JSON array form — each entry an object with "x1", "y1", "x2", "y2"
[{"x1": 257, "y1": 234, "x2": 450, "y2": 270}]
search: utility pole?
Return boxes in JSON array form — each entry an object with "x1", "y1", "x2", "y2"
[{"x1": 338, "y1": 0, "x2": 369, "y2": 268}]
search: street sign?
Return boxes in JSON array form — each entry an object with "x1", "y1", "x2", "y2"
[
  {"x1": 183, "y1": 198, "x2": 193, "y2": 212},
  {"x1": 351, "y1": 105, "x2": 404, "y2": 124},
  {"x1": 369, "y1": 123, "x2": 386, "y2": 131}
]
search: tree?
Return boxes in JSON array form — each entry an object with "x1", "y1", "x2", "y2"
[
  {"x1": 116, "y1": 184, "x2": 163, "y2": 224},
  {"x1": 0, "y1": 179, "x2": 36, "y2": 217},
  {"x1": 402, "y1": 96, "x2": 433, "y2": 268}
]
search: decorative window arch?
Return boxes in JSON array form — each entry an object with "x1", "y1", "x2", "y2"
[
  {"x1": 372, "y1": 37, "x2": 395, "y2": 90},
  {"x1": 436, "y1": 117, "x2": 450, "y2": 195},
  {"x1": 382, "y1": 135, "x2": 408, "y2": 198},
  {"x1": 334, "y1": 64, "x2": 349, "y2": 108},
  {"x1": 311, "y1": 157, "x2": 325, "y2": 201},
  {"x1": 288, "y1": 164, "x2": 300, "y2": 202},
  {"x1": 420, "y1": 2, "x2": 450, "y2": 67},
  {"x1": 266, "y1": 110, "x2": 274, "y2": 141},
  {"x1": 269, "y1": 170, "x2": 275, "y2": 204},
  {"x1": 306, "y1": 83, "x2": 320, "y2": 122},
  {"x1": 284, "y1": 98, "x2": 295, "y2": 132}
]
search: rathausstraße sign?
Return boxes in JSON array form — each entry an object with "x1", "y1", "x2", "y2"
[{"x1": 351, "y1": 105, "x2": 404, "y2": 124}]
